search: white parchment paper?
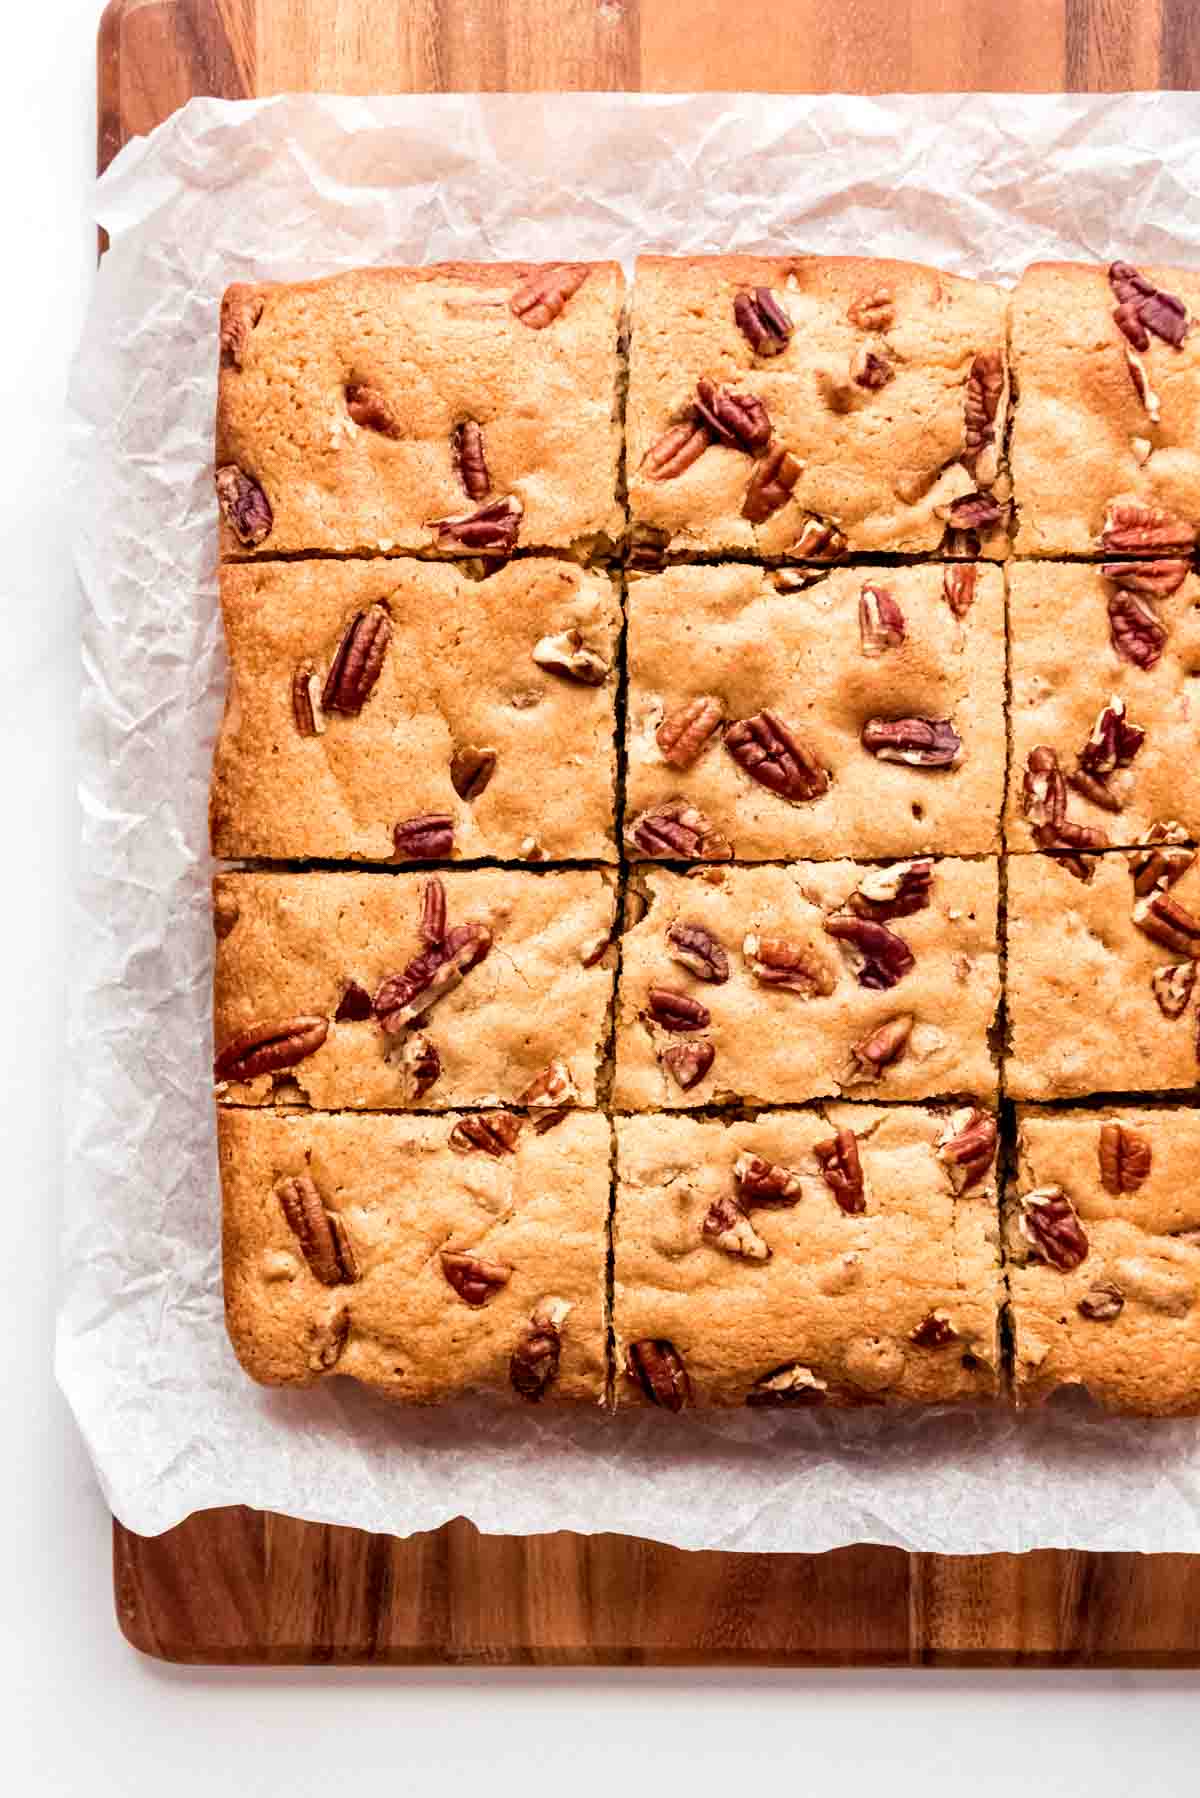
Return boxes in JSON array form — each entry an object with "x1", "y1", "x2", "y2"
[{"x1": 62, "y1": 91, "x2": 1200, "y2": 1547}]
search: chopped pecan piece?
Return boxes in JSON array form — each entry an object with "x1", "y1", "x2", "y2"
[
  {"x1": 1132, "y1": 821, "x2": 1195, "y2": 896},
  {"x1": 936, "y1": 1107, "x2": 998, "y2": 1192},
  {"x1": 911, "y1": 1311, "x2": 957, "y2": 1349},
  {"x1": 660, "y1": 1039, "x2": 714, "y2": 1091},
  {"x1": 694, "y1": 378, "x2": 772, "y2": 452},
  {"x1": 432, "y1": 495, "x2": 522, "y2": 555},
  {"x1": 1022, "y1": 749, "x2": 1065, "y2": 840},
  {"x1": 627, "y1": 525, "x2": 670, "y2": 572},
  {"x1": 276, "y1": 1175, "x2": 358, "y2": 1286},
  {"x1": 861, "y1": 717, "x2": 962, "y2": 768},
  {"x1": 333, "y1": 981, "x2": 373, "y2": 1023},
  {"x1": 1098, "y1": 1120, "x2": 1152, "y2": 1195},
  {"x1": 420, "y1": 877, "x2": 447, "y2": 945},
  {"x1": 1055, "y1": 819, "x2": 1109, "y2": 851},
  {"x1": 942, "y1": 563, "x2": 977, "y2": 619},
  {"x1": 402, "y1": 1032, "x2": 442, "y2": 1099},
  {"x1": 725, "y1": 710, "x2": 830, "y2": 801},
  {"x1": 733, "y1": 287, "x2": 794, "y2": 356},
  {"x1": 963, "y1": 349, "x2": 1005, "y2": 482},
  {"x1": 215, "y1": 464, "x2": 273, "y2": 547},
  {"x1": 291, "y1": 667, "x2": 323, "y2": 737},
  {"x1": 942, "y1": 491, "x2": 1002, "y2": 532},
  {"x1": 1101, "y1": 559, "x2": 1190, "y2": 598},
  {"x1": 746, "y1": 1363, "x2": 828, "y2": 1407},
  {"x1": 734, "y1": 1152, "x2": 804, "y2": 1207},
  {"x1": 1133, "y1": 890, "x2": 1200, "y2": 955},
  {"x1": 1107, "y1": 591, "x2": 1168, "y2": 670},
  {"x1": 742, "y1": 442, "x2": 804, "y2": 523},
  {"x1": 813, "y1": 1129, "x2": 865, "y2": 1214},
  {"x1": 667, "y1": 920, "x2": 729, "y2": 983},
  {"x1": 645, "y1": 985, "x2": 711, "y2": 1032},
  {"x1": 441, "y1": 1250, "x2": 512, "y2": 1307},
  {"x1": 306, "y1": 1310, "x2": 351, "y2": 1372},
  {"x1": 848, "y1": 860, "x2": 933, "y2": 923},
  {"x1": 374, "y1": 922, "x2": 492, "y2": 1032},
  {"x1": 1108, "y1": 261, "x2": 1189, "y2": 350},
  {"x1": 642, "y1": 418, "x2": 711, "y2": 481},
  {"x1": 449, "y1": 1113, "x2": 522, "y2": 1157},
  {"x1": 509, "y1": 263, "x2": 590, "y2": 328},
  {"x1": 450, "y1": 744, "x2": 497, "y2": 801},
  {"x1": 848, "y1": 1013, "x2": 913, "y2": 1080},
  {"x1": 1019, "y1": 1186, "x2": 1089, "y2": 1272},
  {"x1": 823, "y1": 914, "x2": 915, "y2": 990},
  {"x1": 850, "y1": 343, "x2": 893, "y2": 390},
  {"x1": 442, "y1": 920, "x2": 493, "y2": 973},
  {"x1": 321, "y1": 604, "x2": 393, "y2": 715},
  {"x1": 212, "y1": 892, "x2": 240, "y2": 939},
  {"x1": 532, "y1": 628, "x2": 610, "y2": 685},
  {"x1": 1152, "y1": 959, "x2": 1196, "y2": 1019},
  {"x1": 626, "y1": 798, "x2": 732, "y2": 861},
  {"x1": 452, "y1": 420, "x2": 491, "y2": 499},
  {"x1": 858, "y1": 583, "x2": 906, "y2": 656},
  {"x1": 394, "y1": 813, "x2": 455, "y2": 860},
  {"x1": 626, "y1": 1339, "x2": 691, "y2": 1412},
  {"x1": 509, "y1": 1297, "x2": 571, "y2": 1400},
  {"x1": 518, "y1": 1060, "x2": 580, "y2": 1109},
  {"x1": 702, "y1": 1195, "x2": 770, "y2": 1261},
  {"x1": 1124, "y1": 346, "x2": 1162, "y2": 422},
  {"x1": 345, "y1": 382, "x2": 402, "y2": 437},
  {"x1": 1078, "y1": 695, "x2": 1145, "y2": 777},
  {"x1": 657, "y1": 696, "x2": 724, "y2": 769},
  {"x1": 1078, "y1": 1283, "x2": 1125, "y2": 1322},
  {"x1": 847, "y1": 287, "x2": 894, "y2": 332},
  {"x1": 1099, "y1": 499, "x2": 1195, "y2": 555},
  {"x1": 214, "y1": 1015, "x2": 329, "y2": 1084},
  {"x1": 218, "y1": 290, "x2": 263, "y2": 369},
  {"x1": 743, "y1": 932, "x2": 837, "y2": 997},
  {"x1": 790, "y1": 514, "x2": 848, "y2": 559}
]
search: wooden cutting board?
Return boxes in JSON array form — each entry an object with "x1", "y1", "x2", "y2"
[{"x1": 100, "y1": 0, "x2": 1200, "y2": 1666}]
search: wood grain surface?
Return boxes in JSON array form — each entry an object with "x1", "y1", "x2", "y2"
[{"x1": 100, "y1": 0, "x2": 1200, "y2": 1665}]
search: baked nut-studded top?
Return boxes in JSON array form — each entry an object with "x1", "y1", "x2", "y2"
[
  {"x1": 212, "y1": 869, "x2": 617, "y2": 1111},
  {"x1": 210, "y1": 557, "x2": 620, "y2": 865},
  {"x1": 625, "y1": 561, "x2": 1005, "y2": 861},
  {"x1": 614, "y1": 1107, "x2": 1002, "y2": 1409},
  {"x1": 215, "y1": 262, "x2": 625, "y2": 558},
  {"x1": 614, "y1": 860, "x2": 999, "y2": 1110},
  {"x1": 626, "y1": 255, "x2": 1008, "y2": 559},
  {"x1": 1008, "y1": 1106, "x2": 1200, "y2": 1415},
  {"x1": 1010, "y1": 261, "x2": 1200, "y2": 556},
  {"x1": 1005, "y1": 850, "x2": 1200, "y2": 1100},
  {"x1": 220, "y1": 1106, "x2": 609, "y2": 1403}
]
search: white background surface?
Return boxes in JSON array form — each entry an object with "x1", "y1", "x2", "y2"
[{"x1": 5, "y1": 3, "x2": 1197, "y2": 1790}]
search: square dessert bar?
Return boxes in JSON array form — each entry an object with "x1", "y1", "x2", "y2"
[
  {"x1": 1008, "y1": 560, "x2": 1200, "y2": 853},
  {"x1": 1008, "y1": 1106, "x2": 1200, "y2": 1415},
  {"x1": 614, "y1": 859, "x2": 999, "y2": 1110},
  {"x1": 1010, "y1": 260, "x2": 1200, "y2": 556},
  {"x1": 212, "y1": 868, "x2": 617, "y2": 1111},
  {"x1": 614, "y1": 1107, "x2": 1002, "y2": 1410},
  {"x1": 624, "y1": 561, "x2": 1005, "y2": 862},
  {"x1": 210, "y1": 557, "x2": 620, "y2": 865},
  {"x1": 1005, "y1": 850, "x2": 1200, "y2": 1100},
  {"x1": 220, "y1": 1106, "x2": 609, "y2": 1403},
  {"x1": 626, "y1": 254, "x2": 1008, "y2": 560},
  {"x1": 215, "y1": 261, "x2": 625, "y2": 558}
]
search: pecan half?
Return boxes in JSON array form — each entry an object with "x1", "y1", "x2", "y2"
[
  {"x1": 402, "y1": 1032, "x2": 442, "y2": 1099},
  {"x1": 1078, "y1": 1283, "x2": 1125, "y2": 1322},
  {"x1": 1133, "y1": 890, "x2": 1200, "y2": 955},
  {"x1": 657, "y1": 696, "x2": 724, "y2": 769},
  {"x1": 626, "y1": 1339, "x2": 690, "y2": 1411},
  {"x1": 790, "y1": 514, "x2": 848, "y2": 559},
  {"x1": 847, "y1": 287, "x2": 894, "y2": 332},
  {"x1": 942, "y1": 491, "x2": 1002, "y2": 532},
  {"x1": 1101, "y1": 559, "x2": 1190, "y2": 598},
  {"x1": 345, "y1": 382, "x2": 402, "y2": 437},
  {"x1": 1099, "y1": 500, "x2": 1195, "y2": 555},
  {"x1": 321, "y1": 605, "x2": 392, "y2": 715},
  {"x1": 276, "y1": 1175, "x2": 358, "y2": 1286},
  {"x1": 1152, "y1": 959, "x2": 1197, "y2": 1018},
  {"x1": 642, "y1": 419, "x2": 711, "y2": 481},
  {"x1": 861, "y1": 717, "x2": 962, "y2": 768},
  {"x1": 509, "y1": 1297, "x2": 571, "y2": 1400},
  {"x1": 1079, "y1": 695, "x2": 1145, "y2": 777},
  {"x1": 660, "y1": 1039, "x2": 714, "y2": 1091},
  {"x1": 419, "y1": 878, "x2": 447, "y2": 946},
  {"x1": 734, "y1": 1152, "x2": 804, "y2": 1207},
  {"x1": 963, "y1": 349, "x2": 1005, "y2": 482},
  {"x1": 858, "y1": 584, "x2": 906, "y2": 656},
  {"x1": 450, "y1": 744, "x2": 497, "y2": 801},
  {"x1": 214, "y1": 1015, "x2": 329, "y2": 1084},
  {"x1": 851, "y1": 343, "x2": 893, "y2": 390},
  {"x1": 746, "y1": 1363, "x2": 828, "y2": 1407},
  {"x1": 509, "y1": 264, "x2": 590, "y2": 328},
  {"x1": 291, "y1": 667, "x2": 323, "y2": 737},
  {"x1": 215, "y1": 464, "x2": 273, "y2": 546},
  {"x1": 734, "y1": 287, "x2": 794, "y2": 356},
  {"x1": 518, "y1": 1060, "x2": 580, "y2": 1109},
  {"x1": 645, "y1": 985, "x2": 711, "y2": 1032},
  {"x1": 334, "y1": 980, "x2": 373, "y2": 1023},
  {"x1": 823, "y1": 914, "x2": 915, "y2": 990},
  {"x1": 725, "y1": 710, "x2": 830, "y2": 801},
  {"x1": 449, "y1": 1113, "x2": 522, "y2": 1157},
  {"x1": 1099, "y1": 1120, "x2": 1152, "y2": 1195},
  {"x1": 432, "y1": 495, "x2": 522, "y2": 555},
  {"x1": 1132, "y1": 822, "x2": 1195, "y2": 898},
  {"x1": 394, "y1": 814, "x2": 455, "y2": 860},
  {"x1": 1066, "y1": 767, "x2": 1123, "y2": 815},
  {"x1": 848, "y1": 860, "x2": 933, "y2": 923},
  {"x1": 743, "y1": 933, "x2": 837, "y2": 997},
  {"x1": 452, "y1": 420, "x2": 491, "y2": 500},
  {"x1": 626, "y1": 799, "x2": 732, "y2": 861},
  {"x1": 813, "y1": 1129, "x2": 865, "y2": 1214},
  {"x1": 911, "y1": 1311, "x2": 957, "y2": 1349},
  {"x1": 742, "y1": 442, "x2": 804, "y2": 523},
  {"x1": 848, "y1": 1014, "x2": 913, "y2": 1080},
  {"x1": 937, "y1": 1107, "x2": 998, "y2": 1192},
  {"x1": 441, "y1": 1250, "x2": 512, "y2": 1307},
  {"x1": 1107, "y1": 591, "x2": 1167, "y2": 670},
  {"x1": 1019, "y1": 1186, "x2": 1089, "y2": 1272},
  {"x1": 374, "y1": 922, "x2": 492, "y2": 1032},
  {"x1": 702, "y1": 1194, "x2": 770, "y2": 1261},
  {"x1": 694, "y1": 378, "x2": 771, "y2": 453},
  {"x1": 219, "y1": 290, "x2": 263, "y2": 369},
  {"x1": 667, "y1": 921, "x2": 729, "y2": 984},
  {"x1": 943, "y1": 563, "x2": 978, "y2": 619},
  {"x1": 532, "y1": 628, "x2": 610, "y2": 685},
  {"x1": 1108, "y1": 262, "x2": 1189, "y2": 350}
]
